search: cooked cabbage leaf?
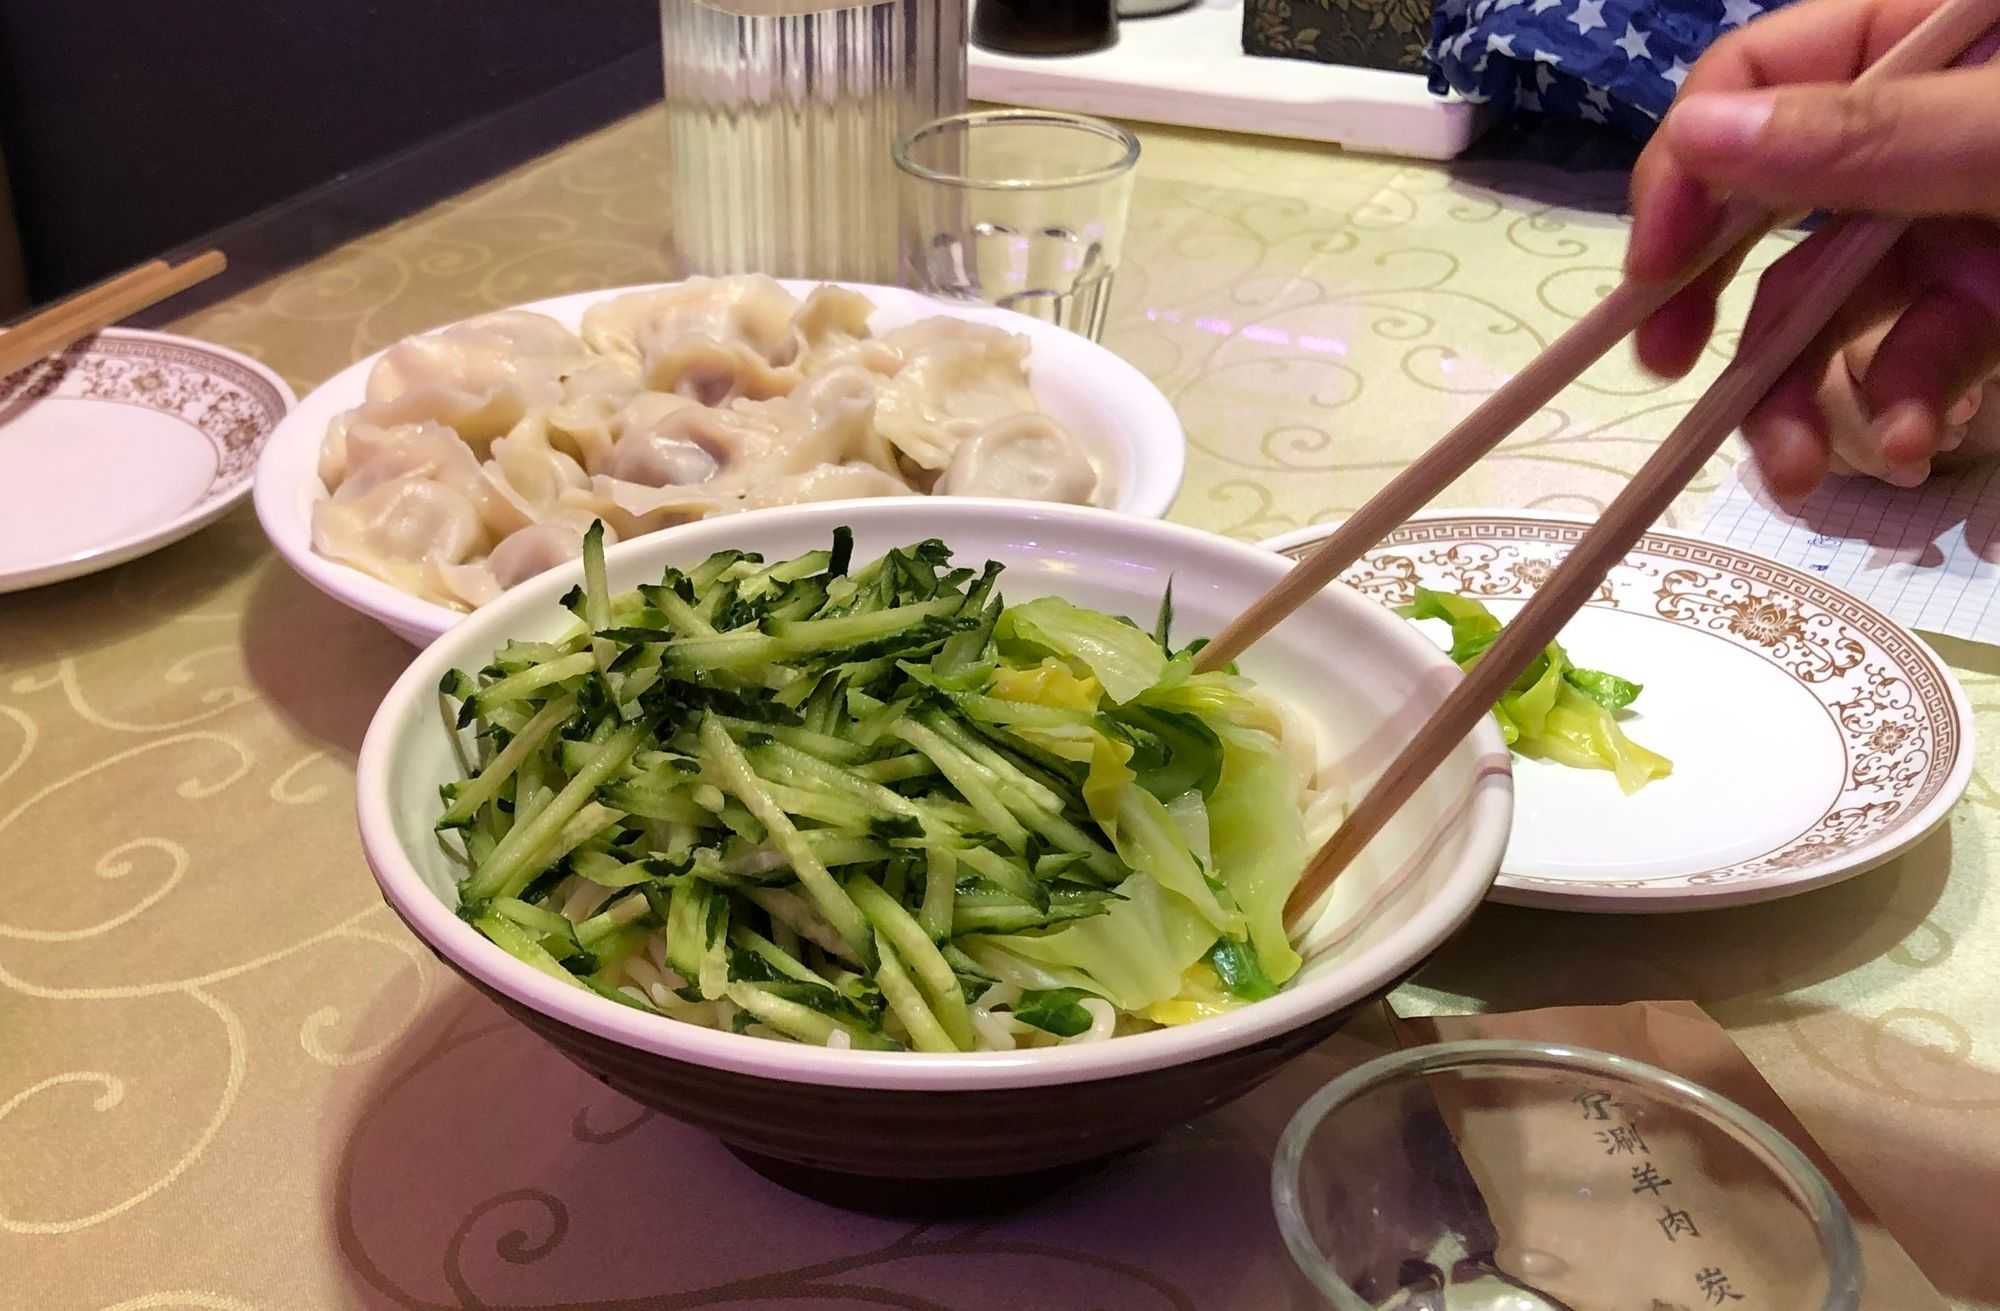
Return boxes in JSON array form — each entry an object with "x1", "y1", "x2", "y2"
[
  {"x1": 971, "y1": 873, "x2": 1220, "y2": 1012},
  {"x1": 997, "y1": 595, "x2": 1171, "y2": 705},
  {"x1": 1400, "y1": 586, "x2": 1670, "y2": 794}
]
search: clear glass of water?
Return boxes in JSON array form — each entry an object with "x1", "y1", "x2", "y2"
[
  {"x1": 893, "y1": 109, "x2": 1139, "y2": 341},
  {"x1": 1273, "y1": 1041, "x2": 1864, "y2": 1311}
]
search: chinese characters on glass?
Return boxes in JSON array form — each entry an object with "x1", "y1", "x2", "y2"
[{"x1": 1572, "y1": 1085, "x2": 1750, "y2": 1306}]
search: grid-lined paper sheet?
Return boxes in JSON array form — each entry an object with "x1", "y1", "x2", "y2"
[{"x1": 1697, "y1": 462, "x2": 2000, "y2": 644}]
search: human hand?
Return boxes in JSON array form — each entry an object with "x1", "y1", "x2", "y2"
[
  {"x1": 1813, "y1": 315, "x2": 2000, "y2": 483},
  {"x1": 1624, "y1": 0, "x2": 2000, "y2": 497}
]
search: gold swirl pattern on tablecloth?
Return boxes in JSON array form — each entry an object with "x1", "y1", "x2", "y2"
[{"x1": 3, "y1": 111, "x2": 1995, "y2": 1308}]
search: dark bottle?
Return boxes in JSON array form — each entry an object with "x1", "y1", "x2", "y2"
[{"x1": 972, "y1": 0, "x2": 1118, "y2": 56}]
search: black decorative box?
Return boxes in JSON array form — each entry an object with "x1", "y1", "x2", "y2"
[{"x1": 1241, "y1": 0, "x2": 1433, "y2": 75}]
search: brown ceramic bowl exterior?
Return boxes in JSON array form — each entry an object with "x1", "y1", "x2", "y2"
[{"x1": 389, "y1": 901, "x2": 1384, "y2": 1210}]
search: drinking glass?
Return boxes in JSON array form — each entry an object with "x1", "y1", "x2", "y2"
[
  {"x1": 660, "y1": 0, "x2": 967, "y2": 285},
  {"x1": 1273, "y1": 1041, "x2": 1864, "y2": 1311},
  {"x1": 893, "y1": 109, "x2": 1139, "y2": 341}
]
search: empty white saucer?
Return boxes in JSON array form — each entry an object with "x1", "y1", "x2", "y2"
[{"x1": 0, "y1": 328, "x2": 294, "y2": 593}]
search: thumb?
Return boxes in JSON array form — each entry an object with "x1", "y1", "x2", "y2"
[{"x1": 1661, "y1": 64, "x2": 2000, "y2": 219}]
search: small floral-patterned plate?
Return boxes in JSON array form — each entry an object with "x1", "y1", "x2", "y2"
[
  {"x1": 1263, "y1": 511, "x2": 1976, "y2": 911},
  {"x1": 0, "y1": 328, "x2": 294, "y2": 593}
]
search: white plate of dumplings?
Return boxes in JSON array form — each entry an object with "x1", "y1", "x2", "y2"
[{"x1": 253, "y1": 277, "x2": 1187, "y2": 646}]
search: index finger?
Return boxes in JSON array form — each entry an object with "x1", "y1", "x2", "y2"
[{"x1": 1627, "y1": 0, "x2": 1947, "y2": 283}]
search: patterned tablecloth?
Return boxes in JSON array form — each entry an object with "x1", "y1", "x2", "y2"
[{"x1": 5, "y1": 109, "x2": 1995, "y2": 1309}]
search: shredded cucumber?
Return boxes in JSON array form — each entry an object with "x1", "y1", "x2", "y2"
[{"x1": 435, "y1": 524, "x2": 1328, "y2": 1053}]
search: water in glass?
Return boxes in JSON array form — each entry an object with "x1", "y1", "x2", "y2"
[{"x1": 660, "y1": 0, "x2": 967, "y2": 284}]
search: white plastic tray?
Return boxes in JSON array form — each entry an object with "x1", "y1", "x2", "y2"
[{"x1": 967, "y1": 0, "x2": 1490, "y2": 161}]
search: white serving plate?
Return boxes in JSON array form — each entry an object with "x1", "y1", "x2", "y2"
[
  {"x1": 256, "y1": 280, "x2": 1187, "y2": 647},
  {"x1": 1265, "y1": 511, "x2": 1976, "y2": 911},
  {"x1": 358, "y1": 499, "x2": 1513, "y2": 1089},
  {"x1": 0, "y1": 328, "x2": 295, "y2": 593}
]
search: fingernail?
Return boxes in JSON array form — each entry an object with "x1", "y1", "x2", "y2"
[
  {"x1": 1885, "y1": 458, "x2": 1932, "y2": 488},
  {"x1": 1752, "y1": 419, "x2": 1823, "y2": 498},
  {"x1": 1874, "y1": 400, "x2": 1937, "y2": 463},
  {"x1": 1671, "y1": 91, "x2": 1777, "y2": 156}
]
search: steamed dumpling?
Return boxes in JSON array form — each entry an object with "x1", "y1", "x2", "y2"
[
  {"x1": 363, "y1": 311, "x2": 595, "y2": 449},
  {"x1": 792, "y1": 364, "x2": 900, "y2": 476},
  {"x1": 607, "y1": 430, "x2": 722, "y2": 487},
  {"x1": 937, "y1": 413, "x2": 1098, "y2": 504},
  {"x1": 872, "y1": 318, "x2": 1038, "y2": 470},
  {"x1": 425, "y1": 516, "x2": 617, "y2": 612},
  {"x1": 477, "y1": 421, "x2": 593, "y2": 539},
  {"x1": 532, "y1": 359, "x2": 650, "y2": 474},
  {"x1": 313, "y1": 475, "x2": 490, "y2": 605},
  {"x1": 489, "y1": 518, "x2": 604, "y2": 587},
  {"x1": 790, "y1": 285, "x2": 901, "y2": 376},
  {"x1": 320, "y1": 393, "x2": 492, "y2": 489},
  {"x1": 746, "y1": 463, "x2": 921, "y2": 507},
  {"x1": 580, "y1": 277, "x2": 804, "y2": 402},
  {"x1": 368, "y1": 311, "x2": 590, "y2": 403},
  {"x1": 327, "y1": 421, "x2": 484, "y2": 500},
  {"x1": 426, "y1": 563, "x2": 503, "y2": 611},
  {"x1": 311, "y1": 276, "x2": 1105, "y2": 617}
]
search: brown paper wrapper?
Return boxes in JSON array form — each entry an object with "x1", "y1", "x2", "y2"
[{"x1": 1392, "y1": 1000, "x2": 1945, "y2": 1311}]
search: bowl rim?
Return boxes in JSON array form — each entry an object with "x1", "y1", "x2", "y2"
[
  {"x1": 253, "y1": 278, "x2": 1187, "y2": 647},
  {"x1": 355, "y1": 497, "x2": 1513, "y2": 1091}
]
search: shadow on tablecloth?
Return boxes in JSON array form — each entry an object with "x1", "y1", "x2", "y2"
[
  {"x1": 240, "y1": 548, "x2": 413, "y2": 763},
  {"x1": 323, "y1": 977, "x2": 1398, "y2": 1310}
]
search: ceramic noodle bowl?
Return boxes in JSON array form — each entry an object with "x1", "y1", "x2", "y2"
[{"x1": 354, "y1": 500, "x2": 1512, "y2": 1211}]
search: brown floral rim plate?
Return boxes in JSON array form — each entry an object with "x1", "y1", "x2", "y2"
[
  {"x1": 0, "y1": 328, "x2": 295, "y2": 593},
  {"x1": 1264, "y1": 511, "x2": 1976, "y2": 912}
]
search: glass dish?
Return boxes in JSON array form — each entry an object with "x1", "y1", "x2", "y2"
[{"x1": 1273, "y1": 1040, "x2": 1864, "y2": 1310}]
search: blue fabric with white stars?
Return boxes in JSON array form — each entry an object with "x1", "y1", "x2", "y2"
[{"x1": 1427, "y1": 0, "x2": 1801, "y2": 140}]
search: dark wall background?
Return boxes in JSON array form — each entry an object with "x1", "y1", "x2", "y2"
[{"x1": 0, "y1": 2, "x2": 661, "y2": 305}]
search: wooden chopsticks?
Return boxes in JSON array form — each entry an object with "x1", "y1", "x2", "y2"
[
  {"x1": 0, "y1": 250, "x2": 227, "y2": 378},
  {"x1": 1202, "y1": 0, "x2": 2000, "y2": 678},
  {"x1": 1248, "y1": 0, "x2": 2000, "y2": 933}
]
